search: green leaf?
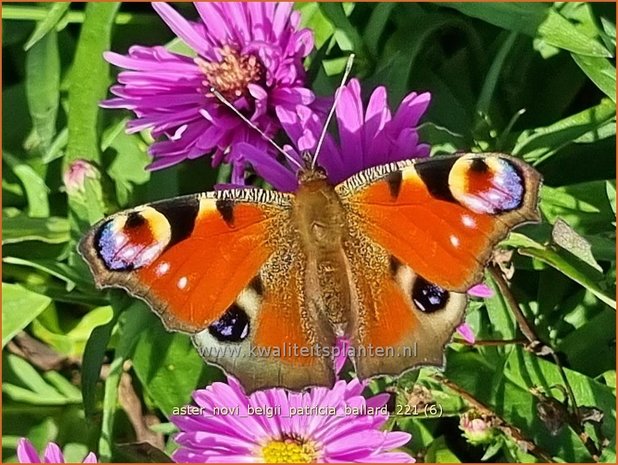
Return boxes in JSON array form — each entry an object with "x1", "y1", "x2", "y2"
[
  {"x1": 132, "y1": 312, "x2": 221, "y2": 417},
  {"x1": 3, "y1": 354, "x2": 81, "y2": 405},
  {"x1": 105, "y1": 130, "x2": 150, "y2": 207},
  {"x1": 2, "y1": 213, "x2": 70, "y2": 244},
  {"x1": 297, "y1": 3, "x2": 336, "y2": 50},
  {"x1": 425, "y1": 436, "x2": 461, "y2": 462},
  {"x1": 24, "y1": 2, "x2": 70, "y2": 51},
  {"x1": 65, "y1": 2, "x2": 120, "y2": 167},
  {"x1": 25, "y1": 30, "x2": 60, "y2": 154},
  {"x1": 513, "y1": 99, "x2": 616, "y2": 164},
  {"x1": 540, "y1": 182, "x2": 615, "y2": 235},
  {"x1": 318, "y1": 3, "x2": 364, "y2": 54},
  {"x1": 445, "y1": 349, "x2": 597, "y2": 462},
  {"x1": 559, "y1": 309, "x2": 616, "y2": 378},
  {"x1": 32, "y1": 305, "x2": 113, "y2": 357},
  {"x1": 517, "y1": 236, "x2": 615, "y2": 309},
  {"x1": 441, "y1": 3, "x2": 611, "y2": 57},
  {"x1": 82, "y1": 306, "x2": 118, "y2": 417},
  {"x1": 572, "y1": 54, "x2": 616, "y2": 103},
  {"x1": 3, "y1": 257, "x2": 77, "y2": 291},
  {"x1": 364, "y1": 2, "x2": 397, "y2": 58},
  {"x1": 1, "y1": 283, "x2": 51, "y2": 347},
  {"x1": 476, "y1": 31, "x2": 518, "y2": 116},
  {"x1": 3, "y1": 152, "x2": 49, "y2": 218}
]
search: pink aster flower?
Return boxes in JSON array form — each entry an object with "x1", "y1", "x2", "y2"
[
  {"x1": 172, "y1": 377, "x2": 413, "y2": 463},
  {"x1": 234, "y1": 78, "x2": 431, "y2": 192},
  {"x1": 103, "y1": 2, "x2": 314, "y2": 184},
  {"x1": 17, "y1": 439, "x2": 97, "y2": 463}
]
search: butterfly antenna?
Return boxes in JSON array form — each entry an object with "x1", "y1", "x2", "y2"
[
  {"x1": 210, "y1": 87, "x2": 304, "y2": 171},
  {"x1": 311, "y1": 53, "x2": 355, "y2": 170}
]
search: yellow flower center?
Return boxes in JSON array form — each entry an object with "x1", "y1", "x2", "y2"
[
  {"x1": 196, "y1": 45, "x2": 263, "y2": 100},
  {"x1": 261, "y1": 438, "x2": 318, "y2": 463}
]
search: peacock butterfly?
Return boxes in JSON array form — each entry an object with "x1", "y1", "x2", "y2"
[{"x1": 79, "y1": 151, "x2": 541, "y2": 393}]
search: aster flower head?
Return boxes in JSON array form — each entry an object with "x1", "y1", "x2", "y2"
[
  {"x1": 17, "y1": 439, "x2": 97, "y2": 463},
  {"x1": 459, "y1": 410, "x2": 496, "y2": 446},
  {"x1": 236, "y1": 78, "x2": 431, "y2": 192},
  {"x1": 63, "y1": 159, "x2": 100, "y2": 195},
  {"x1": 172, "y1": 377, "x2": 414, "y2": 463},
  {"x1": 103, "y1": 2, "x2": 314, "y2": 183}
]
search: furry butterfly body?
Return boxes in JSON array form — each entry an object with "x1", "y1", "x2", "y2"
[{"x1": 80, "y1": 153, "x2": 541, "y2": 392}]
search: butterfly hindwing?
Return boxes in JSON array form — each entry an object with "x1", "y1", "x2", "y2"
[
  {"x1": 192, "y1": 240, "x2": 336, "y2": 392},
  {"x1": 338, "y1": 153, "x2": 542, "y2": 292},
  {"x1": 344, "y1": 221, "x2": 467, "y2": 379}
]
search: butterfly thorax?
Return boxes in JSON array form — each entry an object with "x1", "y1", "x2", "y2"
[
  {"x1": 294, "y1": 172, "x2": 345, "y2": 253},
  {"x1": 294, "y1": 171, "x2": 351, "y2": 331}
]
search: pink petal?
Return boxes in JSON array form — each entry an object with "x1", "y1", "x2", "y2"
[
  {"x1": 457, "y1": 323, "x2": 476, "y2": 344},
  {"x1": 17, "y1": 439, "x2": 41, "y2": 463},
  {"x1": 467, "y1": 283, "x2": 494, "y2": 298},
  {"x1": 152, "y1": 3, "x2": 210, "y2": 56}
]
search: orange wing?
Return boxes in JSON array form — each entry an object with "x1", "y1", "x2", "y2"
[
  {"x1": 338, "y1": 153, "x2": 541, "y2": 292},
  {"x1": 79, "y1": 189, "x2": 289, "y2": 332},
  {"x1": 79, "y1": 189, "x2": 335, "y2": 392},
  {"x1": 344, "y1": 222, "x2": 467, "y2": 379}
]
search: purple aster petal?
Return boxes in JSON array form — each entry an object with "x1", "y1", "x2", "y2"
[
  {"x1": 17, "y1": 439, "x2": 41, "y2": 463},
  {"x1": 457, "y1": 323, "x2": 476, "y2": 344},
  {"x1": 364, "y1": 451, "x2": 416, "y2": 463},
  {"x1": 42, "y1": 442, "x2": 64, "y2": 463},
  {"x1": 335, "y1": 79, "x2": 365, "y2": 174},
  {"x1": 152, "y1": 3, "x2": 210, "y2": 56},
  {"x1": 467, "y1": 283, "x2": 494, "y2": 298},
  {"x1": 279, "y1": 79, "x2": 432, "y2": 187},
  {"x1": 16, "y1": 439, "x2": 98, "y2": 464},
  {"x1": 232, "y1": 142, "x2": 299, "y2": 192},
  {"x1": 81, "y1": 453, "x2": 98, "y2": 464},
  {"x1": 103, "y1": 2, "x2": 315, "y2": 181}
]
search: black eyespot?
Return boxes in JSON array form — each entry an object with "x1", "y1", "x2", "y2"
[
  {"x1": 412, "y1": 276, "x2": 449, "y2": 313},
  {"x1": 125, "y1": 212, "x2": 146, "y2": 228},
  {"x1": 208, "y1": 304, "x2": 250, "y2": 342},
  {"x1": 470, "y1": 158, "x2": 489, "y2": 173}
]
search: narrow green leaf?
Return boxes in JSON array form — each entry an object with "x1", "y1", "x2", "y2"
[
  {"x1": 513, "y1": 99, "x2": 616, "y2": 164},
  {"x1": 538, "y1": 9, "x2": 612, "y2": 57},
  {"x1": 318, "y1": 3, "x2": 364, "y2": 54},
  {"x1": 65, "y1": 2, "x2": 120, "y2": 167},
  {"x1": 82, "y1": 307, "x2": 117, "y2": 417},
  {"x1": 572, "y1": 54, "x2": 616, "y2": 103},
  {"x1": 2, "y1": 213, "x2": 69, "y2": 244},
  {"x1": 25, "y1": 31, "x2": 60, "y2": 154},
  {"x1": 364, "y1": 2, "x2": 397, "y2": 58},
  {"x1": 3, "y1": 257, "x2": 77, "y2": 291},
  {"x1": 3, "y1": 152, "x2": 49, "y2": 218},
  {"x1": 441, "y1": 3, "x2": 610, "y2": 57},
  {"x1": 43, "y1": 371, "x2": 82, "y2": 402},
  {"x1": 1, "y1": 283, "x2": 51, "y2": 347},
  {"x1": 519, "y1": 245, "x2": 615, "y2": 309},
  {"x1": 476, "y1": 31, "x2": 518, "y2": 115},
  {"x1": 24, "y1": 2, "x2": 70, "y2": 51}
]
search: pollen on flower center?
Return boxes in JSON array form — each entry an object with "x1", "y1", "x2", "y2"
[
  {"x1": 261, "y1": 437, "x2": 318, "y2": 463},
  {"x1": 196, "y1": 45, "x2": 263, "y2": 100}
]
